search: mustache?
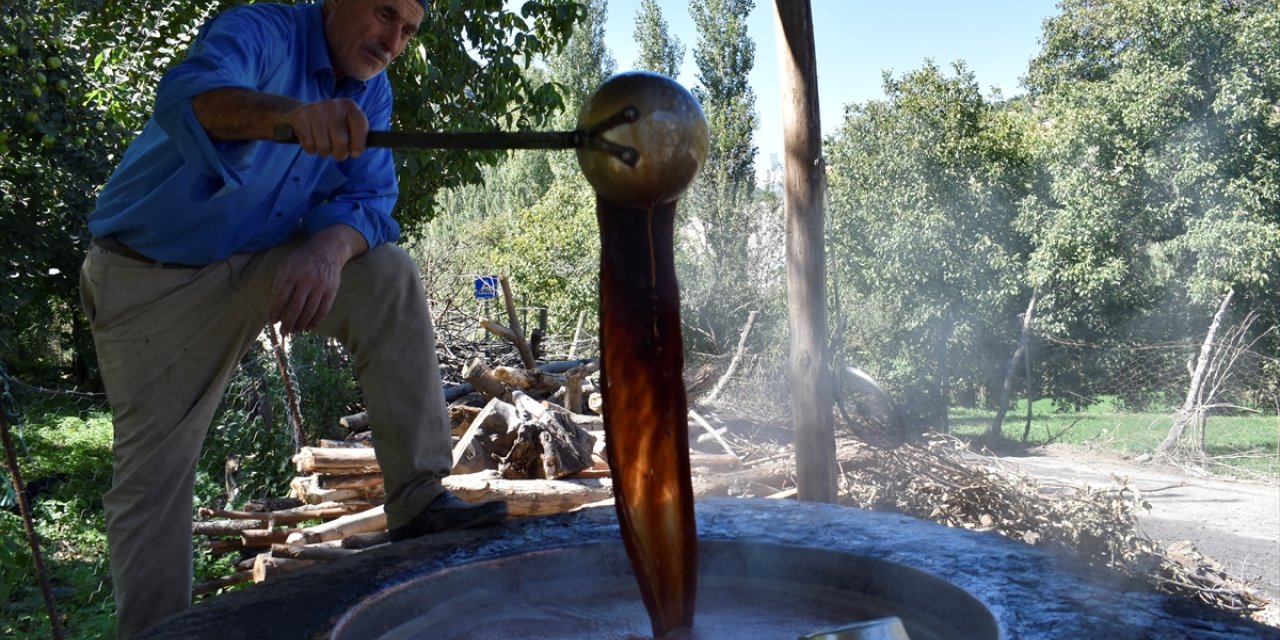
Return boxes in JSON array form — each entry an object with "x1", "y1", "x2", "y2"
[{"x1": 362, "y1": 43, "x2": 392, "y2": 65}]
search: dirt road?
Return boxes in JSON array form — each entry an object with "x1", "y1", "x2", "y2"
[{"x1": 991, "y1": 445, "x2": 1279, "y2": 600}]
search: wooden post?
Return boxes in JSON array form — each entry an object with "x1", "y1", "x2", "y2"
[{"x1": 774, "y1": 0, "x2": 837, "y2": 503}]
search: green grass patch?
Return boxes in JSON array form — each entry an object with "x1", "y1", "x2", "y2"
[
  {"x1": 948, "y1": 397, "x2": 1279, "y2": 477},
  {"x1": 3, "y1": 401, "x2": 116, "y2": 640}
]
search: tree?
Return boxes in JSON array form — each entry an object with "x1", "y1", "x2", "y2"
[
  {"x1": 1023, "y1": 0, "x2": 1279, "y2": 340},
  {"x1": 683, "y1": 0, "x2": 763, "y2": 352},
  {"x1": 1022, "y1": 0, "x2": 1280, "y2": 408},
  {"x1": 633, "y1": 0, "x2": 684, "y2": 78},
  {"x1": 825, "y1": 62, "x2": 1037, "y2": 428}
]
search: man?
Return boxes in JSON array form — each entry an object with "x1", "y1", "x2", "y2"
[{"x1": 80, "y1": 0, "x2": 507, "y2": 636}]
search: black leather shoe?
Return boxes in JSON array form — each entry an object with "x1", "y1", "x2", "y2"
[{"x1": 388, "y1": 490, "x2": 509, "y2": 541}]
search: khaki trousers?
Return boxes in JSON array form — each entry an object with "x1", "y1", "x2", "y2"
[{"x1": 79, "y1": 239, "x2": 452, "y2": 639}]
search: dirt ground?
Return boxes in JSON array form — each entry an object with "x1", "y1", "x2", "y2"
[{"x1": 981, "y1": 444, "x2": 1280, "y2": 601}]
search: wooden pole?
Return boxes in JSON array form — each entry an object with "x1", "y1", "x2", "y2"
[{"x1": 774, "y1": 0, "x2": 837, "y2": 502}]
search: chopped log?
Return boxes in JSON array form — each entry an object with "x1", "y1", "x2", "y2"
[
  {"x1": 451, "y1": 397, "x2": 521, "y2": 474},
  {"x1": 269, "y1": 543, "x2": 361, "y2": 562},
  {"x1": 252, "y1": 554, "x2": 316, "y2": 584},
  {"x1": 339, "y1": 411, "x2": 371, "y2": 433},
  {"x1": 341, "y1": 531, "x2": 390, "y2": 549},
  {"x1": 317, "y1": 473, "x2": 384, "y2": 491},
  {"x1": 491, "y1": 366, "x2": 568, "y2": 394},
  {"x1": 443, "y1": 470, "x2": 612, "y2": 517},
  {"x1": 293, "y1": 447, "x2": 380, "y2": 474},
  {"x1": 200, "y1": 501, "x2": 370, "y2": 524},
  {"x1": 290, "y1": 475, "x2": 384, "y2": 504},
  {"x1": 193, "y1": 519, "x2": 267, "y2": 537},
  {"x1": 193, "y1": 569, "x2": 253, "y2": 596},
  {"x1": 462, "y1": 356, "x2": 510, "y2": 401},
  {"x1": 500, "y1": 392, "x2": 596, "y2": 480},
  {"x1": 285, "y1": 505, "x2": 387, "y2": 545},
  {"x1": 765, "y1": 487, "x2": 798, "y2": 500},
  {"x1": 563, "y1": 369, "x2": 584, "y2": 414},
  {"x1": 241, "y1": 528, "x2": 296, "y2": 548}
]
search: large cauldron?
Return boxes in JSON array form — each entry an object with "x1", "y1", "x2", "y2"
[{"x1": 141, "y1": 499, "x2": 1271, "y2": 639}]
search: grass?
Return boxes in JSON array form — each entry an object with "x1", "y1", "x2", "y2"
[
  {"x1": 2, "y1": 403, "x2": 116, "y2": 640},
  {"x1": 947, "y1": 397, "x2": 1280, "y2": 478}
]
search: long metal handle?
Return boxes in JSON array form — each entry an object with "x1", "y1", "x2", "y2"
[{"x1": 271, "y1": 105, "x2": 640, "y2": 166}]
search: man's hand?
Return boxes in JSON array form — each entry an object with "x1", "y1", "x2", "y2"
[
  {"x1": 191, "y1": 90, "x2": 369, "y2": 161},
  {"x1": 270, "y1": 225, "x2": 369, "y2": 334},
  {"x1": 281, "y1": 99, "x2": 369, "y2": 161}
]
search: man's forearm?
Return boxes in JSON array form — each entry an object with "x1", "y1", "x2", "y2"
[{"x1": 191, "y1": 88, "x2": 301, "y2": 142}]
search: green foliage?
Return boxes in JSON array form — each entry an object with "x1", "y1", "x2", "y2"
[
  {"x1": 633, "y1": 0, "x2": 685, "y2": 78},
  {"x1": 1024, "y1": 0, "x2": 1280, "y2": 338},
  {"x1": 825, "y1": 62, "x2": 1037, "y2": 425},
  {"x1": 388, "y1": 0, "x2": 587, "y2": 236},
  {"x1": 681, "y1": 0, "x2": 767, "y2": 354},
  {"x1": 1, "y1": 401, "x2": 115, "y2": 639}
]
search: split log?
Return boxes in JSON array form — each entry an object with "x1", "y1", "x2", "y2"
[
  {"x1": 293, "y1": 447, "x2": 380, "y2": 474},
  {"x1": 443, "y1": 470, "x2": 612, "y2": 517},
  {"x1": 285, "y1": 505, "x2": 387, "y2": 545},
  {"x1": 500, "y1": 392, "x2": 596, "y2": 480},
  {"x1": 451, "y1": 397, "x2": 521, "y2": 474},
  {"x1": 252, "y1": 554, "x2": 316, "y2": 584}
]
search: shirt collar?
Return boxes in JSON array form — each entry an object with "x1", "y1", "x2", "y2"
[{"x1": 304, "y1": 1, "x2": 367, "y2": 97}]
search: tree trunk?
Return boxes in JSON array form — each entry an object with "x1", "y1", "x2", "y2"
[
  {"x1": 1155, "y1": 289, "x2": 1234, "y2": 457},
  {"x1": 774, "y1": 0, "x2": 836, "y2": 503},
  {"x1": 989, "y1": 290, "x2": 1038, "y2": 439}
]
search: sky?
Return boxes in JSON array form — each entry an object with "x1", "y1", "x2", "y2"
[{"x1": 598, "y1": 0, "x2": 1062, "y2": 173}]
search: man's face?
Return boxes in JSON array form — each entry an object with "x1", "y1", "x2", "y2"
[{"x1": 324, "y1": 0, "x2": 424, "y2": 81}]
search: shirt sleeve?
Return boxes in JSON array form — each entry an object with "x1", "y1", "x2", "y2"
[
  {"x1": 152, "y1": 7, "x2": 289, "y2": 189},
  {"x1": 302, "y1": 79, "x2": 402, "y2": 248}
]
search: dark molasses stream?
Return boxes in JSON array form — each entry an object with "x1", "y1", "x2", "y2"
[{"x1": 576, "y1": 72, "x2": 710, "y2": 639}]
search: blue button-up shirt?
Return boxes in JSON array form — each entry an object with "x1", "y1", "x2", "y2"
[{"x1": 89, "y1": 2, "x2": 400, "y2": 265}]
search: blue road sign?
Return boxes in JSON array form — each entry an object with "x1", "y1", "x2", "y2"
[{"x1": 474, "y1": 275, "x2": 499, "y2": 300}]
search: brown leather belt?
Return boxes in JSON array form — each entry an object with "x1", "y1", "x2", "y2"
[{"x1": 92, "y1": 236, "x2": 201, "y2": 268}]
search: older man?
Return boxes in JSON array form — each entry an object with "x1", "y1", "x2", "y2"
[{"x1": 80, "y1": 0, "x2": 506, "y2": 636}]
